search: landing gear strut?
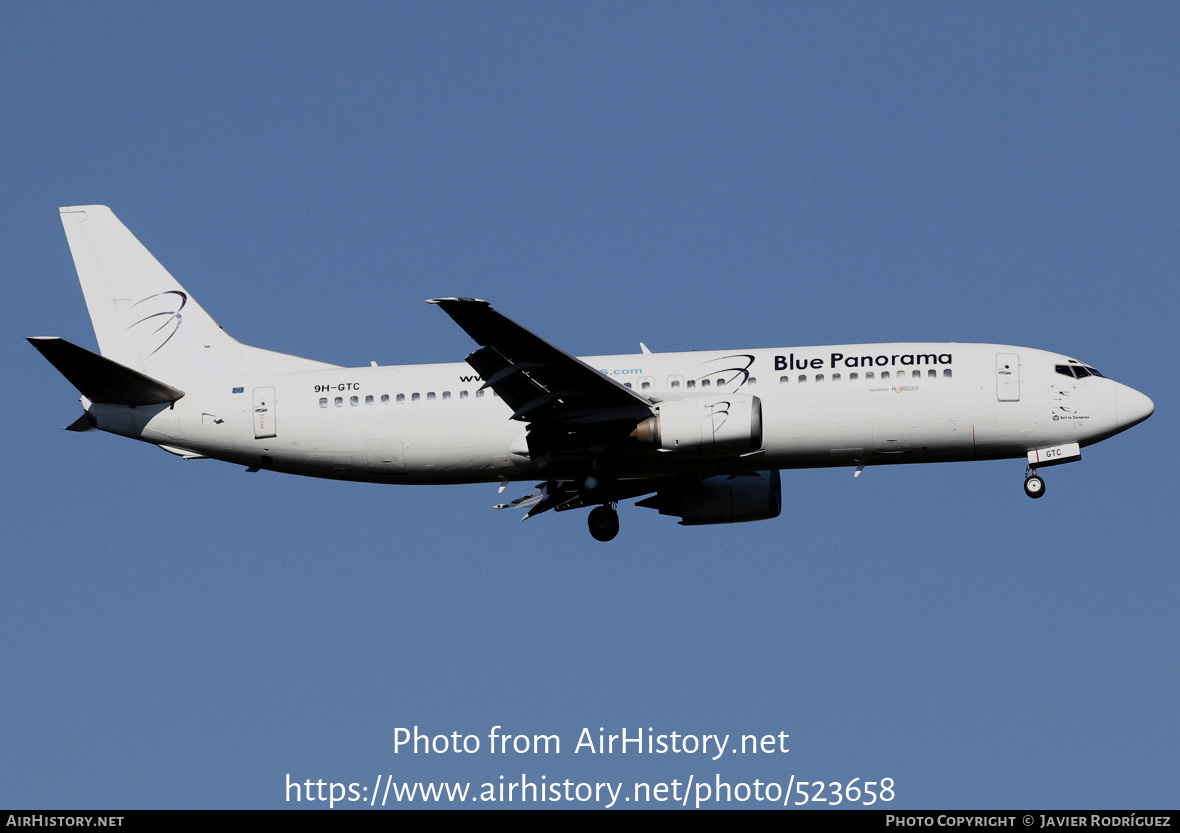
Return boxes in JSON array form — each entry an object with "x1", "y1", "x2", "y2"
[
  {"x1": 1023, "y1": 466, "x2": 1045, "y2": 499},
  {"x1": 588, "y1": 504, "x2": 620, "y2": 542}
]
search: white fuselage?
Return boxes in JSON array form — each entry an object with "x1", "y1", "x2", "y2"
[
  {"x1": 85, "y1": 342, "x2": 1147, "y2": 485},
  {"x1": 36, "y1": 206, "x2": 1156, "y2": 538}
]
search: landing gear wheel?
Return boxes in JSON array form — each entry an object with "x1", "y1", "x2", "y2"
[
  {"x1": 588, "y1": 505, "x2": 620, "y2": 542},
  {"x1": 1024, "y1": 474, "x2": 1046, "y2": 499}
]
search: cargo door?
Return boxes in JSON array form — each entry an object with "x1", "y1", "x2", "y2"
[
  {"x1": 873, "y1": 418, "x2": 911, "y2": 454},
  {"x1": 365, "y1": 438, "x2": 405, "y2": 474}
]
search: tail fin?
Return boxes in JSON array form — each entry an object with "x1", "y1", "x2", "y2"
[{"x1": 58, "y1": 206, "x2": 336, "y2": 380}]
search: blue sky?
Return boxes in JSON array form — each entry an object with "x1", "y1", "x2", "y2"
[{"x1": 3, "y1": 2, "x2": 1176, "y2": 809}]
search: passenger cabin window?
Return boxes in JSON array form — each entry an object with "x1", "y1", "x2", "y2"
[
  {"x1": 928, "y1": 369, "x2": 936, "y2": 378},
  {"x1": 850, "y1": 373, "x2": 858, "y2": 380},
  {"x1": 670, "y1": 380, "x2": 681, "y2": 389},
  {"x1": 460, "y1": 390, "x2": 468, "y2": 399},
  {"x1": 943, "y1": 369, "x2": 952, "y2": 378},
  {"x1": 365, "y1": 395, "x2": 374, "y2": 405},
  {"x1": 427, "y1": 392, "x2": 436, "y2": 401},
  {"x1": 319, "y1": 398, "x2": 328, "y2": 408},
  {"x1": 381, "y1": 394, "x2": 389, "y2": 404},
  {"x1": 687, "y1": 380, "x2": 696, "y2": 389},
  {"x1": 396, "y1": 393, "x2": 405, "y2": 403},
  {"x1": 700, "y1": 379, "x2": 710, "y2": 388},
  {"x1": 779, "y1": 376, "x2": 789, "y2": 384},
  {"x1": 442, "y1": 391, "x2": 451, "y2": 400},
  {"x1": 412, "y1": 393, "x2": 420, "y2": 402},
  {"x1": 816, "y1": 374, "x2": 824, "y2": 382}
]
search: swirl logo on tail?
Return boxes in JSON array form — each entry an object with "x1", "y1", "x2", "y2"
[{"x1": 129, "y1": 291, "x2": 187, "y2": 355}]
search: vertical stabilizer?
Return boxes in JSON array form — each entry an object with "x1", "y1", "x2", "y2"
[{"x1": 58, "y1": 206, "x2": 335, "y2": 380}]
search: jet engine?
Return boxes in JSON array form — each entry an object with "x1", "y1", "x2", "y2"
[
  {"x1": 631, "y1": 394, "x2": 763, "y2": 455},
  {"x1": 637, "y1": 470, "x2": 782, "y2": 525}
]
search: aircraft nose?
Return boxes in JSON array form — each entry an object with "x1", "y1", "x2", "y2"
[{"x1": 1116, "y1": 385, "x2": 1154, "y2": 430}]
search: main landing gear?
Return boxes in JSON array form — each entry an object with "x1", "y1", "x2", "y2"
[
  {"x1": 588, "y1": 504, "x2": 620, "y2": 542},
  {"x1": 1023, "y1": 466, "x2": 1046, "y2": 499}
]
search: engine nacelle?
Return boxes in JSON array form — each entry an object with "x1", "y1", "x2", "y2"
[
  {"x1": 632, "y1": 394, "x2": 763, "y2": 455},
  {"x1": 637, "y1": 470, "x2": 782, "y2": 526}
]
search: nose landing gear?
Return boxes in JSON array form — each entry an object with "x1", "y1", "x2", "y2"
[
  {"x1": 588, "y1": 504, "x2": 620, "y2": 542},
  {"x1": 1023, "y1": 466, "x2": 1046, "y2": 499}
]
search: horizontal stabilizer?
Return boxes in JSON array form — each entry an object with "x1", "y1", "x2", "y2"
[
  {"x1": 27, "y1": 337, "x2": 185, "y2": 405},
  {"x1": 65, "y1": 413, "x2": 96, "y2": 432}
]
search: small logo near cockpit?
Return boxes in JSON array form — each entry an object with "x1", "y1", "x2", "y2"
[{"x1": 129, "y1": 291, "x2": 187, "y2": 355}]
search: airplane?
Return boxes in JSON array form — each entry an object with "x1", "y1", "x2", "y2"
[{"x1": 29, "y1": 205, "x2": 1154, "y2": 541}]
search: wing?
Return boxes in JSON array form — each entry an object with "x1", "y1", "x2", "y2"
[
  {"x1": 427, "y1": 298, "x2": 653, "y2": 427},
  {"x1": 429, "y1": 298, "x2": 665, "y2": 516}
]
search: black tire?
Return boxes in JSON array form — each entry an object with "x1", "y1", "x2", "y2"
[
  {"x1": 588, "y1": 505, "x2": 620, "y2": 542},
  {"x1": 1024, "y1": 475, "x2": 1046, "y2": 499}
]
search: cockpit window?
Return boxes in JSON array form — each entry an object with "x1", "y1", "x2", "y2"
[{"x1": 1056, "y1": 363, "x2": 1105, "y2": 379}]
